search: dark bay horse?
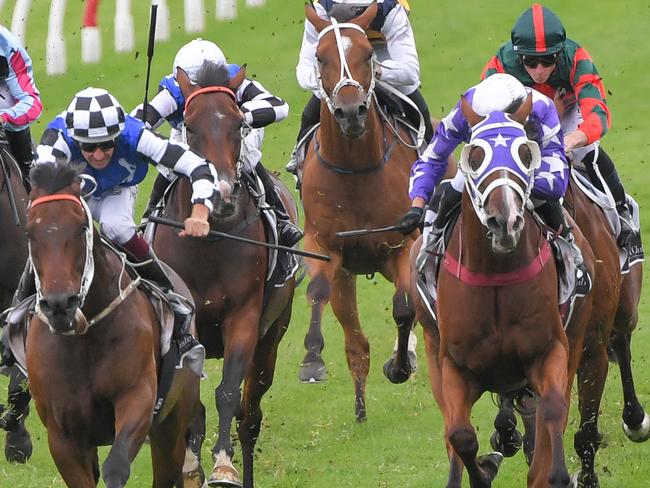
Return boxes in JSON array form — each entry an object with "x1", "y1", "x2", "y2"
[
  {"x1": 0, "y1": 140, "x2": 31, "y2": 463},
  {"x1": 415, "y1": 97, "x2": 595, "y2": 487},
  {"x1": 152, "y1": 63, "x2": 297, "y2": 487},
  {"x1": 25, "y1": 164, "x2": 200, "y2": 487},
  {"x1": 299, "y1": 1, "x2": 421, "y2": 422}
]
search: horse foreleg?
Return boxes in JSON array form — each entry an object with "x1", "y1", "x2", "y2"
[
  {"x1": 47, "y1": 430, "x2": 100, "y2": 488},
  {"x1": 572, "y1": 340, "x2": 609, "y2": 488},
  {"x1": 441, "y1": 357, "x2": 499, "y2": 488},
  {"x1": 239, "y1": 302, "x2": 291, "y2": 488},
  {"x1": 527, "y1": 341, "x2": 570, "y2": 488},
  {"x1": 330, "y1": 268, "x2": 370, "y2": 422},
  {"x1": 103, "y1": 385, "x2": 156, "y2": 488},
  {"x1": 300, "y1": 245, "x2": 338, "y2": 383},
  {"x1": 209, "y1": 308, "x2": 260, "y2": 487},
  {"x1": 381, "y1": 248, "x2": 417, "y2": 384},
  {"x1": 2, "y1": 366, "x2": 32, "y2": 463}
]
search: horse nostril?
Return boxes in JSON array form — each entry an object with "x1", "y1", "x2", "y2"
[
  {"x1": 512, "y1": 215, "x2": 525, "y2": 233},
  {"x1": 486, "y1": 216, "x2": 501, "y2": 234},
  {"x1": 358, "y1": 104, "x2": 368, "y2": 118},
  {"x1": 66, "y1": 295, "x2": 80, "y2": 310},
  {"x1": 334, "y1": 107, "x2": 345, "y2": 121}
]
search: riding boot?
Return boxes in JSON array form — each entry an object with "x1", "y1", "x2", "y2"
[
  {"x1": 537, "y1": 200, "x2": 585, "y2": 269},
  {"x1": 287, "y1": 94, "x2": 321, "y2": 175},
  {"x1": 141, "y1": 173, "x2": 172, "y2": 225},
  {"x1": 6, "y1": 128, "x2": 35, "y2": 193},
  {"x1": 255, "y1": 163, "x2": 304, "y2": 247},
  {"x1": 136, "y1": 248, "x2": 199, "y2": 353},
  {"x1": 405, "y1": 88, "x2": 434, "y2": 144},
  {"x1": 616, "y1": 201, "x2": 636, "y2": 248},
  {"x1": 0, "y1": 260, "x2": 34, "y2": 368}
]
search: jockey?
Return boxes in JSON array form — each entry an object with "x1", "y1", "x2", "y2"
[
  {"x1": 0, "y1": 25, "x2": 43, "y2": 189},
  {"x1": 481, "y1": 3, "x2": 635, "y2": 248},
  {"x1": 287, "y1": 0, "x2": 433, "y2": 171},
  {"x1": 396, "y1": 74, "x2": 584, "y2": 267},
  {"x1": 132, "y1": 38, "x2": 303, "y2": 248},
  {"x1": 5, "y1": 87, "x2": 219, "y2": 364}
]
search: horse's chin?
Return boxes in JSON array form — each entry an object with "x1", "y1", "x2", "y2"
[
  {"x1": 339, "y1": 122, "x2": 366, "y2": 139},
  {"x1": 491, "y1": 232, "x2": 520, "y2": 254},
  {"x1": 46, "y1": 313, "x2": 77, "y2": 335},
  {"x1": 212, "y1": 201, "x2": 236, "y2": 219}
]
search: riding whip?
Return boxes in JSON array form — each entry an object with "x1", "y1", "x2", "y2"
[
  {"x1": 142, "y1": 1, "x2": 159, "y2": 124},
  {"x1": 149, "y1": 215, "x2": 331, "y2": 262},
  {"x1": 336, "y1": 224, "x2": 407, "y2": 238}
]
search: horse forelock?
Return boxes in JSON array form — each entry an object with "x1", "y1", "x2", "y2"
[
  {"x1": 30, "y1": 162, "x2": 82, "y2": 195},
  {"x1": 195, "y1": 61, "x2": 231, "y2": 89}
]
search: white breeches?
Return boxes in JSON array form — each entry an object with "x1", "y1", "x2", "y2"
[
  {"x1": 560, "y1": 103, "x2": 599, "y2": 162},
  {"x1": 86, "y1": 186, "x2": 138, "y2": 245}
]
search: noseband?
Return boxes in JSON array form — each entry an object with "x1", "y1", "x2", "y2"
[{"x1": 316, "y1": 19, "x2": 375, "y2": 115}]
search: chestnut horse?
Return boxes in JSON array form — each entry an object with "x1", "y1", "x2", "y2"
[
  {"x1": 0, "y1": 140, "x2": 31, "y2": 463},
  {"x1": 152, "y1": 63, "x2": 296, "y2": 487},
  {"x1": 24, "y1": 163, "x2": 200, "y2": 487},
  {"x1": 299, "y1": 1, "x2": 421, "y2": 421},
  {"x1": 415, "y1": 97, "x2": 595, "y2": 487}
]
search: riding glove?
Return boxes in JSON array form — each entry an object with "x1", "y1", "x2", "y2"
[{"x1": 396, "y1": 207, "x2": 423, "y2": 235}]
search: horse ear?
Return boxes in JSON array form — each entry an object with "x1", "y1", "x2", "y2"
[
  {"x1": 305, "y1": 2, "x2": 331, "y2": 33},
  {"x1": 176, "y1": 68, "x2": 196, "y2": 98},
  {"x1": 511, "y1": 93, "x2": 533, "y2": 125},
  {"x1": 351, "y1": 2, "x2": 378, "y2": 30},
  {"x1": 460, "y1": 95, "x2": 485, "y2": 128},
  {"x1": 229, "y1": 64, "x2": 247, "y2": 90}
]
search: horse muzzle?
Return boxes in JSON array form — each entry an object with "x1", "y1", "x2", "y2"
[
  {"x1": 486, "y1": 214, "x2": 525, "y2": 254},
  {"x1": 334, "y1": 103, "x2": 368, "y2": 138},
  {"x1": 38, "y1": 293, "x2": 83, "y2": 335}
]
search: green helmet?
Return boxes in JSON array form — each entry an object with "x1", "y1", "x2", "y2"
[{"x1": 511, "y1": 4, "x2": 566, "y2": 56}]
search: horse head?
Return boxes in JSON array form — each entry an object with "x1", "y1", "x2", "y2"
[
  {"x1": 306, "y1": 2, "x2": 378, "y2": 138},
  {"x1": 458, "y1": 94, "x2": 541, "y2": 253},
  {"x1": 27, "y1": 163, "x2": 94, "y2": 334},
  {"x1": 176, "y1": 61, "x2": 246, "y2": 218}
]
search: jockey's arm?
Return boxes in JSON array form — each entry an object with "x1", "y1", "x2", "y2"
[
  {"x1": 409, "y1": 104, "x2": 469, "y2": 204},
  {"x1": 237, "y1": 79, "x2": 289, "y2": 128},
  {"x1": 0, "y1": 49, "x2": 42, "y2": 130},
  {"x1": 34, "y1": 121, "x2": 73, "y2": 165},
  {"x1": 135, "y1": 128, "x2": 219, "y2": 213},
  {"x1": 378, "y1": 6, "x2": 420, "y2": 87},
  {"x1": 296, "y1": 5, "x2": 324, "y2": 92},
  {"x1": 130, "y1": 81, "x2": 178, "y2": 131}
]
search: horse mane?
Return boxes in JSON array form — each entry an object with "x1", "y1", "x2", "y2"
[
  {"x1": 327, "y1": 4, "x2": 366, "y2": 22},
  {"x1": 30, "y1": 162, "x2": 81, "y2": 195},
  {"x1": 195, "y1": 61, "x2": 231, "y2": 88}
]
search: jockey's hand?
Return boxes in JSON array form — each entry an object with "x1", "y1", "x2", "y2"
[
  {"x1": 553, "y1": 87, "x2": 566, "y2": 117},
  {"x1": 564, "y1": 130, "x2": 588, "y2": 154},
  {"x1": 180, "y1": 203, "x2": 211, "y2": 238},
  {"x1": 396, "y1": 206, "x2": 424, "y2": 235}
]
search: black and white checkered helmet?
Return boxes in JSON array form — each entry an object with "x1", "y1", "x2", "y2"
[{"x1": 65, "y1": 87, "x2": 126, "y2": 143}]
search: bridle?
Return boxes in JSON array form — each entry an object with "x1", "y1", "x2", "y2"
[
  {"x1": 316, "y1": 19, "x2": 375, "y2": 115},
  {"x1": 29, "y1": 192, "x2": 140, "y2": 334}
]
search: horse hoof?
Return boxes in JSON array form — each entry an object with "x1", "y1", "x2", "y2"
[
  {"x1": 489, "y1": 430, "x2": 522, "y2": 457},
  {"x1": 299, "y1": 360, "x2": 328, "y2": 383},
  {"x1": 477, "y1": 451, "x2": 503, "y2": 482},
  {"x1": 570, "y1": 470, "x2": 600, "y2": 488},
  {"x1": 207, "y1": 464, "x2": 242, "y2": 487},
  {"x1": 382, "y1": 355, "x2": 412, "y2": 384},
  {"x1": 623, "y1": 413, "x2": 650, "y2": 443},
  {"x1": 5, "y1": 426, "x2": 33, "y2": 463}
]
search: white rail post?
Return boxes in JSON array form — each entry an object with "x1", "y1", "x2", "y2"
[
  {"x1": 216, "y1": 0, "x2": 237, "y2": 21},
  {"x1": 155, "y1": 0, "x2": 170, "y2": 41},
  {"x1": 185, "y1": 0, "x2": 205, "y2": 33},
  {"x1": 82, "y1": 0, "x2": 101, "y2": 64},
  {"x1": 46, "y1": 0, "x2": 67, "y2": 75},
  {"x1": 246, "y1": 0, "x2": 265, "y2": 7},
  {"x1": 114, "y1": 0, "x2": 134, "y2": 52},
  {"x1": 11, "y1": 0, "x2": 32, "y2": 45}
]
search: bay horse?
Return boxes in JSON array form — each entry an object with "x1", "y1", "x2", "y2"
[
  {"x1": 0, "y1": 137, "x2": 31, "y2": 463},
  {"x1": 415, "y1": 96, "x2": 596, "y2": 487},
  {"x1": 490, "y1": 176, "x2": 645, "y2": 487},
  {"x1": 152, "y1": 62, "x2": 297, "y2": 487},
  {"x1": 299, "y1": 1, "x2": 421, "y2": 422},
  {"x1": 25, "y1": 163, "x2": 200, "y2": 487}
]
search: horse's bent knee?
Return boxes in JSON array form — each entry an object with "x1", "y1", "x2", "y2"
[
  {"x1": 449, "y1": 427, "x2": 478, "y2": 458},
  {"x1": 393, "y1": 291, "x2": 415, "y2": 326},
  {"x1": 307, "y1": 275, "x2": 330, "y2": 303}
]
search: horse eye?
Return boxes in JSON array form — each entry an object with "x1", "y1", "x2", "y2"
[
  {"x1": 518, "y1": 145, "x2": 532, "y2": 168},
  {"x1": 469, "y1": 146, "x2": 485, "y2": 171}
]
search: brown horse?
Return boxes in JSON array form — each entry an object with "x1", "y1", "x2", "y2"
[
  {"x1": 152, "y1": 62, "x2": 296, "y2": 487},
  {"x1": 414, "y1": 98, "x2": 595, "y2": 487},
  {"x1": 489, "y1": 176, "x2": 644, "y2": 487},
  {"x1": 299, "y1": 1, "x2": 421, "y2": 421},
  {"x1": 24, "y1": 163, "x2": 200, "y2": 487},
  {"x1": 0, "y1": 140, "x2": 31, "y2": 463}
]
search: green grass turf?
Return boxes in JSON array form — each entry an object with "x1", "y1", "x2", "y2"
[{"x1": 1, "y1": 0, "x2": 649, "y2": 486}]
